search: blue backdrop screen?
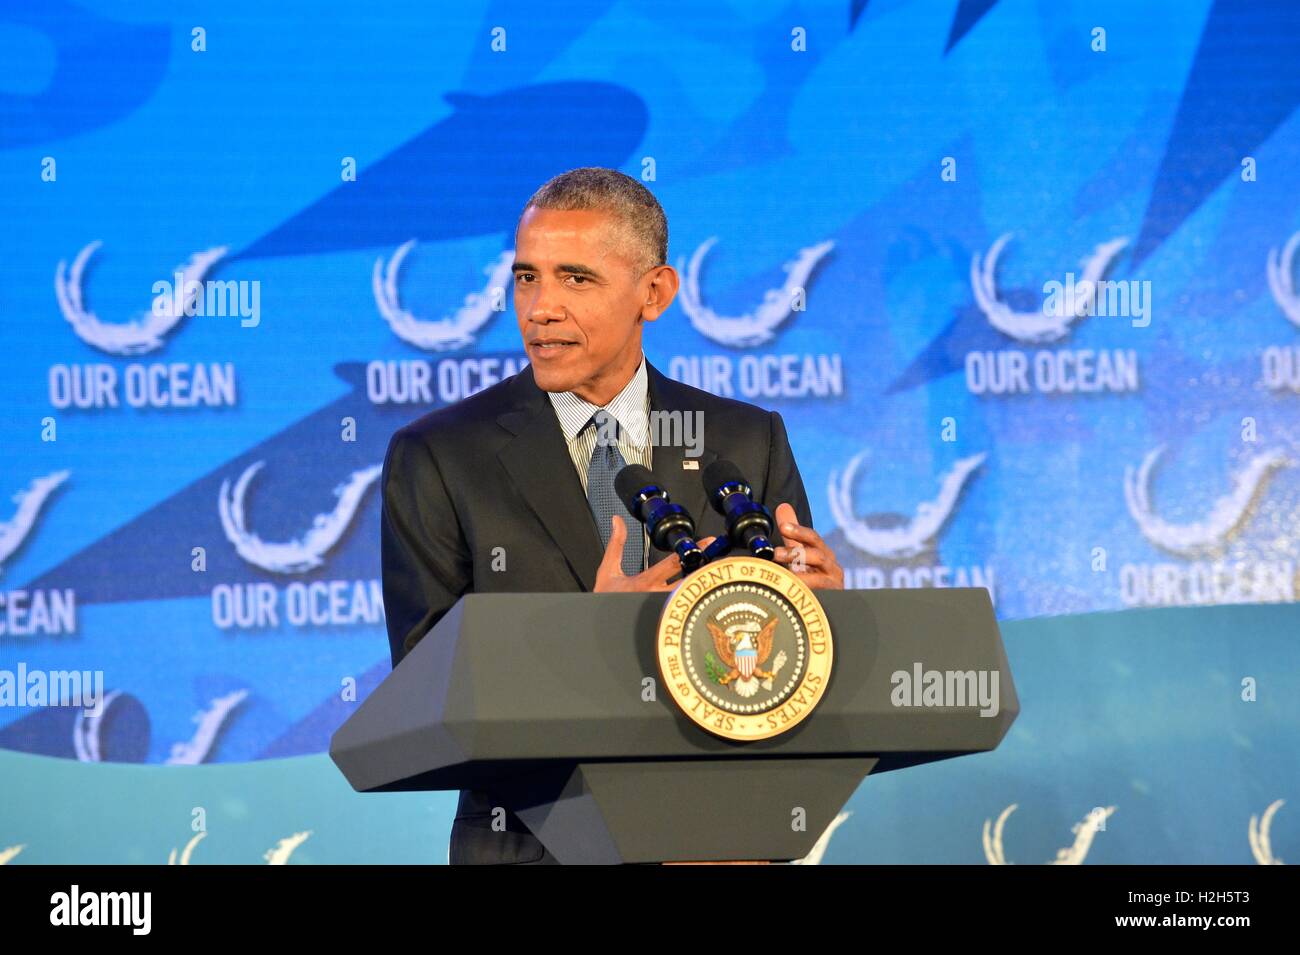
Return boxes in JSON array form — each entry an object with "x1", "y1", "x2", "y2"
[{"x1": 1, "y1": 0, "x2": 1297, "y2": 864}]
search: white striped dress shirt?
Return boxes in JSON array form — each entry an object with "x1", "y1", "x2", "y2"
[{"x1": 547, "y1": 355, "x2": 653, "y2": 571}]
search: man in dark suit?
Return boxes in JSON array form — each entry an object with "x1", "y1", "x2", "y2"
[{"x1": 380, "y1": 167, "x2": 843, "y2": 864}]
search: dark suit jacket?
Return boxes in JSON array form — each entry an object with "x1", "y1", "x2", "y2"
[{"x1": 380, "y1": 358, "x2": 813, "y2": 864}]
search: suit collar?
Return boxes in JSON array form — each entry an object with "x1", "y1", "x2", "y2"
[{"x1": 495, "y1": 364, "x2": 603, "y2": 589}]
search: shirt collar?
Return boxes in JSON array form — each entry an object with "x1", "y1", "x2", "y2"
[{"x1": 547, "y1": 355, "x2": 650, "y2": 445}]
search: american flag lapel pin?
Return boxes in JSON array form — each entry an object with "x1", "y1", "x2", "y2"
[{"x1": 682, "y1": 460, "x2": 699, "y2": 470}]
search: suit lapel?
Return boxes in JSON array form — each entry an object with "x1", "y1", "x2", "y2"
[
  {"x1": 646, "y1": 362, "x2": 717, "y2": 559},
  {"x1": 496, "y1": 367, "x2": 604, "y2": 590}
]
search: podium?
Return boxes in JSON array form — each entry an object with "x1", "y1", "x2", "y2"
[{"x1": 330, "y1": 587, "x2": 1018, "y2": 863}]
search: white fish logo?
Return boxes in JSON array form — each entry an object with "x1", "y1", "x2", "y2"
[
  {"x1": 828, "y1": 451, "x2": 985, "y2": 559},
  {"x1": 167, "y1": 832, "x2": 207, "y2": 865},
  {"x1": 373, "y1": 240, "x2": 512, "y2": 351},
  {"x1": 55, "y1": 241, "x2": 227, "y2": 355},
  {"x1": 166, "y1": 689, "x2": 250, "y2": 765},
  {"x1": 971, "y1": 233, "x2": 1127, "y2": 343},
  {"x1": 676, "y1": 237, "x2": 833, "y2": 347},
  {"x1": 1124, "y1": 445, "x2": 1290, "y2": 558},
  {"x1": 791, "y1": 811, "x2": 852, "y2": 865},
  {"x1": 71, "y1": 689, "x2": 123, "y2": 763},
  {"x1": 983, "y1": 803, "x2": 1116, "y2": 865},
  {"x1": 0, "y1": 471, "x2": 70, "y2": 577},
  {"x1": 263, "y1": 830, "x2": 312, "y2": 865},
  {"x1": 218, "y1": 459, "x2": 379, "y2": 571},
  {"x1": 168, "y1": 829, "x2": 312, "y2": 865},
  {"x1": 1267, "y1": 231, "x2": 1300, "y2": 329},
  {"x1": 1249, "y1": 799, "x2": 1286, "y2": 865},
  {"x1": 219, "y1": 461, "x2": 382, "y2": 574}
]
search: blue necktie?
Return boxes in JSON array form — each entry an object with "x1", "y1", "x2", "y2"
[{"x1": 585, "y1": 412, "x2": 644, "y2": 576}]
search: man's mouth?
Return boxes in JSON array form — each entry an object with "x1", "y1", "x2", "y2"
[{"x1": 530, "y1": 339, "x2": 577, "y2": 350}]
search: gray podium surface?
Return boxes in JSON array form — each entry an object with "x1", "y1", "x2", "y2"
[{"x1": 331, "y1": 588, "x2": 1017, "y2": 863}]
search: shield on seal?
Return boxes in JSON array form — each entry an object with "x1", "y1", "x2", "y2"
[{"x1": 735, "y1": 642, "x2": 757, "y2": 678}]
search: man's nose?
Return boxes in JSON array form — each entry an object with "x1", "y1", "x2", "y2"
[{"x1": 521, "y1": 279, "x2": 565, "y2": 323}]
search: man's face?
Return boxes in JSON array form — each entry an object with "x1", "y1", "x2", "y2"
[{"x1": 512, "y1": 206, "x2": 673, "y2": 404}]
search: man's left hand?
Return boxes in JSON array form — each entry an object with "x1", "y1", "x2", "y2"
[{"x1": 772, "y1": 502, "x2": 844, "y2": 590}]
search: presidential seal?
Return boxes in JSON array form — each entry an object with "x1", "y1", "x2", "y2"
[{"x1": 657, "y1": 555, "x2": 833, "y2": 742}]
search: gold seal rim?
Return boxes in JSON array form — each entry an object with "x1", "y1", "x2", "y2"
[{"x1": 656, "y1": 555, "x2": 834, "y2": 742}]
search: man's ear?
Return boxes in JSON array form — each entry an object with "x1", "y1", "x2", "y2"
[{"x1": 640, "y1": 264, "x2": 680, "y2": 323}]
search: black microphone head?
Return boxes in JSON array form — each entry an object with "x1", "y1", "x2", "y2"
[
  {"x1": 701, "y1": 459, "x2": 746, "y2": 495},
  {"x1": 615, "y1": 464, "x2": 659, "y2": 508}
]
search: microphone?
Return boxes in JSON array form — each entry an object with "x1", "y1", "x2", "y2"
[
  {"x1": 614, "y1": 465, "x2": 707, "y2": 573},
  {"x1": 701, "y1": 460, "x2": 776, "y2": 560}
]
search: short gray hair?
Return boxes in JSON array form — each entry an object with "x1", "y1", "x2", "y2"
[{"x1": 518, "y1": 167, "x2": 668, "y2": 275}]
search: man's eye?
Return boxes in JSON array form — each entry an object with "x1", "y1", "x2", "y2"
[
  {"x1": 515, "y1": 273, "x2": 533, "y2": 283},
  {"x1": 567, "y1": 275, "x2": 589, "y2": 285}
]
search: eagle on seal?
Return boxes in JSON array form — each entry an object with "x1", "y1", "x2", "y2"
[{"x1": 707, "y1": 617, "x2": 779, "y2": 697}]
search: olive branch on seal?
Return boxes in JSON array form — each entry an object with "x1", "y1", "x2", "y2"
[{"x1": 704, "y1": 651, "x2": 727, "y2": 684}]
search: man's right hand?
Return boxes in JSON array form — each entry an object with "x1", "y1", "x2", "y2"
[{"x1": 593, "y1": 515, "x2": 713, "y2": 592}]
